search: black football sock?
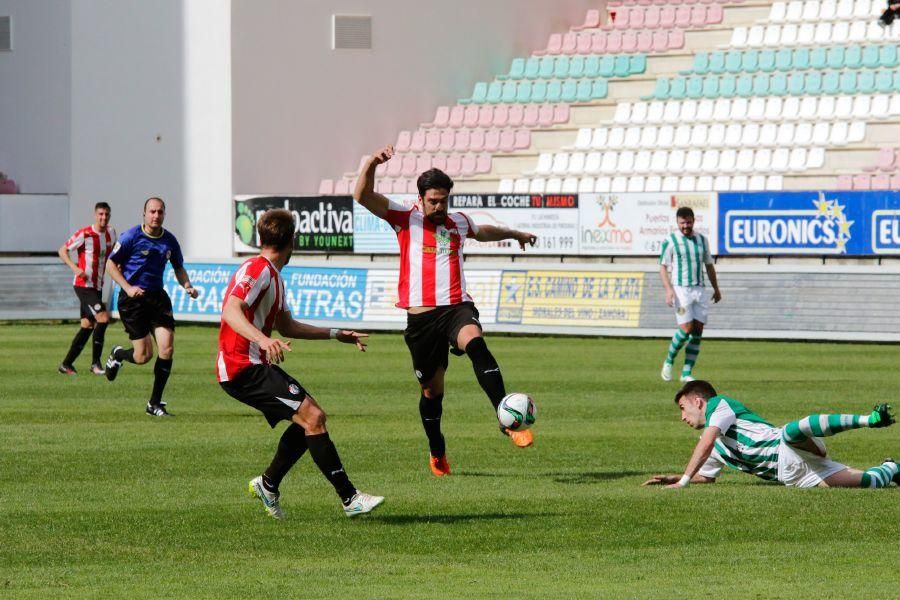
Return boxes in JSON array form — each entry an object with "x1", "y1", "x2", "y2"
[
  {"x1": 419, "y1": 393, "x2": 446, "y2": 457},
  {"x1": 305, "y1": 432, "x2": 357, "y2": 504},
  {"x1": 465, "y1": 337, "x2": 506, "y2": 409},
  {"x1": 149, "y1": 358, "x2": 173, "y2": 405},
  {"x1": 91, "y1": 322, "x2": 108, "y2": 365},
  {"x1": 263, "y1": 423, "x2": 308, "y2": 492},
  {"x1": 113, "y1": 346, "x2": 136, "y2": 363},
  {"x1": 63, "y1": 327, "x2": 93, "y2": 366}
]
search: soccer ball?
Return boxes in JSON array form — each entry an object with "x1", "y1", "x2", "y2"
[{"x1": 497, "y1": 393, "x2": 536, "y2": 431}]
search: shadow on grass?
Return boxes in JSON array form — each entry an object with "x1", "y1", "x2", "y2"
[
  {"x1": 370, "y1": 512, "x2": 563, "y2": 525},
  {"x1": 457, "y1": 470, "x2": 650, "y2": 483}
]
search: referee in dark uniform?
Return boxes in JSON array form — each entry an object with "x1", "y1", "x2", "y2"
[{"x1": 104, "y1": 197, "x2": 198, "y2": 416}]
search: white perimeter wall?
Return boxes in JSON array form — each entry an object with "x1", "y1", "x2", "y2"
[{"x1": 232, "y1": 0, "x2": 599, "y2": 196}]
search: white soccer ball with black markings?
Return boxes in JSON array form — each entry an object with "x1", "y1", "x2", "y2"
[{"x1": 497, "y1": 393, "x2": 536, "y2": 431}]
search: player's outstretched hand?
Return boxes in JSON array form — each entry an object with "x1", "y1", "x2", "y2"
[
  {"x1": 642, "y1": 475, "x2": 678, "y2": 486},
  {"x1": 516, "y1": 231, "x2": 537, "y2": 251},
  {"x1": 337, "y1": 330, "x2": 369, "y2": 352},
  {"x1": 127, "y1": 285, "x2": 145, "y2": 298},
  {"x1": 371, "y1": 145, "x2": 394, "y2": 166},
  {"x1": 260, "y1": 337, "x2": 292, "y2": 364}
]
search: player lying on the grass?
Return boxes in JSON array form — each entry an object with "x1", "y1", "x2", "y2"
[
  {"x1": 644, "y1": 380, "x2": 898, "y2": 489},
  {"x1": 217, "y1": 208, "x2": 383, "y2": 519},
  {"x1": 355, "y1": 144, "x2": 537, "y2": 478}
]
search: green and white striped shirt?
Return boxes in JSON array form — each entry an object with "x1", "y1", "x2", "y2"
[
  {"x1": 659, "y1": 231, "x2": 713, "y2": 287},
  {"x1": 698, "y1": 396, "x2": 781, "y2": 482}
]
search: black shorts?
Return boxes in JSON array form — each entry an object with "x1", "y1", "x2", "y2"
[
  {"x1": 403, "y1": 302, "x2": 482, "y2": 384},
  {"x1": 117, "y1": 289, "x2": 176, "y2": 340},
  {"x1": 219, "y1": 364, "x2": 309, "y2": 428},
  {"x1": 74, "y1": 286, "x2": 106, "y2": 321}
]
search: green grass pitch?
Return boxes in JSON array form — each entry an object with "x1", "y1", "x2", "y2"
[{"x1": 1, "y1": 323, "x2": 898, "y2": 598}]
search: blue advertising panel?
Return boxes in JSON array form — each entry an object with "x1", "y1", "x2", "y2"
[
  {"x1": 718, "y1": 190, "x2": 900, "y2": 255},
  {"x1": 112, "y1": 262, "x2": 367, "y2": 321}
]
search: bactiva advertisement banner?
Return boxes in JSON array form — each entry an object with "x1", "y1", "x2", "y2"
[
  {"x1": 234, "y1": 195, "x2": 354, "y2": 252},
  {"x1": 718, "y1": 190, "x2": 900, "y2": 256}
]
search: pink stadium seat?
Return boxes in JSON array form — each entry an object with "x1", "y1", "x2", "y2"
[
  {"x1": 452, "y1": 129, "x2": 468, "y2": 152},
  {"x1": 561, "y1": 32, "x2": 577, "y2": 53},
  {"x1": 669, "y1": 29, "x2": 685, "y2": 48},
  {"x1": 661, "y1": 6, "x2": 676, "y2": 26},
  {"x1": 676, "y1": 6, "x2": 692, "y2": 26},
  {"x1": 493, "y1": 104, "x2": 509, "y2": 127},
  {"x1": 707, "y1": 4, "x2": 723, "y2": 23},
  {"x1": 499, "y1": 129, "x2": 516, "y2": 152},
  {"x1": 463, "y1": 105, "x2": 479, "y2": 128},
  {"x1": 577, "y1": 32, "x2": 593, "y2": 54},
  {"x1": 607, "y1": 31, "x2": 623, "y2": 52},
  {"x1": 638, "y1": 30, "x2": 653, "y2": 51},
  {"x1": 401, "y1": 154, "x2": 418, "y2": 177},
  {"x1": 478, "y1": 105, "x2": 494, "y2": 128},
  {"x1": 448, "y1": 106, "x2": 465, "y2": 128},
  {"x1": 873, "y1": 148, "x2": 896, "y2": 171},
  {"x1": 424, "y1": 131, "x2": 440, "y2": 153},
  {"x1": 469, "y1": 128, "x2": 486, "y2": 151},
  {"x1": 652, "y1": 30, "x2": 669, "y2": 51},
  {"x1": 376, "y1": 179, "x2": 392, "y2": 194},
  {"x1": 387, "y1": 154, "x2": 403, "y2": 177},
  {"x1": 418, "y1": 154, "x2": 434, "y2": 175},
  {"x1": 507, "y1": 104, "x2": 524, "y2": 126},
  {"x1": 523, "y1": 104, "x2": 540, "y2": 127},
  {"x1": 542, "y1": 33, "x2": 562, "y2": 55},
  {"x1": 409, "y1": 131, "x2": 426, "y2": 153},
  {"x1": 554, "y1": 103, "x2": 570, "y2": 124},
  {"x1": 872, "y1": 174, "x2": 891, "y2": 190},
  {"x1": 574, "y1": 9, "x2": 601, "y2": 31},
  {"x1": 853, "y1": 174, "x2": 871, "y2": 190},
  {"x1": 407, "y1": 180, "x2": 418, "y2": 194},
  {"x1": 432, "y1": 154, "x2": 447, "y2": 172},
  {"x1": 376, "y1": 161, "x2": 387, "y2": 177},
  {"x1": 645, "y1": 6, "x2": 661, "y2": 28},
  {"x1": 439, "y1": 129, "x2": 455, "y2": 152},
  {"x1": 515, "y1": 129, "x2": 531, "y2": 149},
  {"x1": 391, "y1": 178, "x2": 409, "y2": 194},
  {"x1": 445, "y1": 154, "x2": 462, "y2": 176},
  {"x1": 891, "y1": 174, "x2": 900, "y2": 189},
  {"x1": 484, "y1": 129, "x2": 501, "y2": 152},
  {"x1": 396, "y1": 131, "x2": 412, "y2": 153},
  {"x1": 631, "y1": 7, "x2": 646, "y2": 28},
  {"x1": 591, "y1": 31, "x2": 607, "y2": 53},
  {"x1": 432, "y1": 106, "x2": 450, "y2": 128},
  {"x1": 318, "y1": 179, "x2": 334, "y2": 195},
  {"x1": 461, "y1": 154, "x2": 478, "y2": 176},
  {"x1": 538, "y1": 104, "x2": 556, "y2": 127},
  {"x1": 837, "y1": 174, "x2": 853, "y2": 190},
  {"x1": 334, "y1": 179, "x2": 351, "y2": 195},
  {"x1": 690, "y1": 5, "x2": 706, "y2": 26},
  {"x1": 476, "y1": 153, "x2": 492, "y2": 173},
  {"x1": 622, "y1": 31, "x2": 638, "y2": 52}
]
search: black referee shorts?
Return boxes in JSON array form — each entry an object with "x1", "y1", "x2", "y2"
[
  {"x1": 219, "y1": 364, "x2": 309, "y2": 428},
  {"x1": 117, "y1": 289, "x2": 176, "y2": 340},
  {"x1": 74, "y1": 286, "x2": 106, "y2": 321},
  {"x1": 403, "y1": 302, "x2": 482, "y2": 384}
]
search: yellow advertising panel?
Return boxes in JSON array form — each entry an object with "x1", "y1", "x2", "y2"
[{"x1": 497, "y1": 270, "x2": 644, "y2": 327}]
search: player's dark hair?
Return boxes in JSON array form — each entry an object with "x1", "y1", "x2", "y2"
[
  {"x1": 674, "y1": 380, "x2": 717, "y2": 404},
  {"x1": 257, "y1": 208, "x2": 296, "y2": 250},
  {"x1": 676, "y1": 206, "x2": 694, "y2": 220},
  {"x1": 94, "y1": 202, "x2": 111, "y2": 212},
  {"x1": 144, "y1": 197, "x2": 166, "y2": 211},
  {"x1": 417, "y1": 168, "x2": 454, "y2": 197}
]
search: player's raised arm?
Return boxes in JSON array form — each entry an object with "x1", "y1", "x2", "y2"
[
  {"x1": 354, "y1": 145, "x2": 394, "y2": 220},
  {"x1": 274, "y1": 311, "x2": 368, "y2": 352},
  {"x1": 473, "y1": 225, "x2": 537, "y2": 251}
]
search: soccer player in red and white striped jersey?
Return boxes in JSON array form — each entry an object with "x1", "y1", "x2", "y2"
[
  {"x1": 57, "y1": 202, "x2": 117, "y2": 375},
  {"x1": 355, "y1": 145, "x2": 538, "y2": 477},
  {"x1": 217, "y1": 208, "x2": 383, "y2": 519}
]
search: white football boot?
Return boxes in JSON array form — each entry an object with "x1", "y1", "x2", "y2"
[{"x1": 343, "y1": 491, "x2": 384, "y2": 517}]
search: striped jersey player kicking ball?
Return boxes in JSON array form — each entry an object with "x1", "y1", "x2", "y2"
[
  {"x1": 644, "y1": 380, "x2": 898, "y2": 489},
  {"x1": 355, "y1": 145, "x2": 537, "y2": 478},
  {"x1": 216, "y1": 209, "x2": 382, "y2": 519}
]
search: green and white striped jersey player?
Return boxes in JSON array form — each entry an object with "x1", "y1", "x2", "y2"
[
  {"x1": 644, "y1": 380, "x2": 898, "y2": 489},
  {"x1": 658, "y1": 207, "x2": 721, "y2": 383}
]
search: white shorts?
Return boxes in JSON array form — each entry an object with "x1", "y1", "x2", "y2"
[
  {"x1": 777, "y1": 439, "x2": 847, "y2": 488},
  {"x1": 673, "y1": 285, "x2": 710, "y2": 326}
]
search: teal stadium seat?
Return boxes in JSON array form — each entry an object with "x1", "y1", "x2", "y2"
[
  {"x1": 736, "y1": 74, "x2": 753, "y2": 97},
  {"x1": 470, "y1": 82, "x2": 488, "y2": 104},
  {"x1": 614, "y1": 55, "x2": 631, "y2": 78},
  {"x1": 863, "y1": 46, "x2": 880, "y2": 69},
  {"x1": 531, "y1": 80, "x2": 548, "y2": 103},
  {"x1": 725, "y1": 51, "x2": 742, "y2": 73},
  {"x1": 844, "y1": 46, "x2": 862, "y2": 69},
  {"x1": 569, "y1": 56, "x2": 585, "y2": 78},
  {"x1": 789, "y1": 72, "x2": 806, "y2": 95},
  {"x1": 759, "y1": 50, "x2": 776, "y2": 73},
  {"x1": 687, "y1": 75, "x2": 703, "y2": 98},
  {"x1": 719, "y1": 74, "x2": 737, "y2": 97},
  {"x1": 561, "y1": 79, "x2": 578, "y2": 102},
  {"x1": 508, "y1": 58, "x2": 526, "y2": 80},
  {"x1": 693, "y1": 52, "x2": 709, "y2": 74},
  {"x1": 752, "y1": 73, "x2": 770, "y2": 95},
  {"x1": 584, "y1": 56, "x2": 600, "y2": 77},
  {"x1": 516, "y1": 80, "x2": 532, "y2": 103},
  {"x1": 893, "y1": 71, "x2": 900, "y2": 92},
  {"x1": 486, "y1": 81, "x2": 503, "y2": 103},
  {"x1": 805, "y1": 71, "x2": 823, "y2": 94},
  {"x1": 771, "y1": 72, "x2": 788, "y2": 95},
  {"x1": 554, "y1": 56, "x2": 570, "y2": 79},
  {"x1": 539, "y1": 57, "x2": 555, "y2": 79},
  {"x1": 709, "y1": 51, "x2": 726, "y2": 74},
  {"x1": 669, "y1": 77, "x2": 687, "y2": 99},
  {"x1": 630, "y1": 54, "x2": 646, "y2": 75},
  {"x1": 823, "y1": 71, "x2": 841, "y2": 95},
  {"x1": 653, "y1": 77, "x2": 670, "y2": 99},
  {"x1": 876, "y1": 70, "x2": 894, "y2": 93},
  {"x1": 501, "y1": 81, "x2": 517, "y2": 103},
  {"x1": 546, "y1": 80, "x2": 562, "y2": 102},
  {"x1": 599, "y1": 56, "x2": 616, "y2": 77},
  {"x1": 858, "y1": 70, "x2": 876, "y2": 93},
  {"x1": 743, "y1": 50, "x2": 760, "y2": 73},
  {"x1": 827, "y1": 47, "x2": 844, "y2": 70},
  {"x1": 881, "y1": 45, "x2": 898, "y2": 68},
  {"x1": 702, "y1": 75, "x2": 719, "y2": 98},
  {"x1": 775, "y1": 48, "x2": 793, "y2": 71},
  {"x1": 810, "y1": 48, "x2": 828, "y2": 70},
  {"x1": 794, "y1": 48, "x2": 810, "y2": 70},
  {"x1": 839, "y1": 71, "x2": 857, "y2": 94},
  {"x1": 576, "y1": 79, "x2": 592, "y2": 102},
  {"x1": 591, "y1": 79, "x2": 607, "y2": 99},
  {"x1": 524, "y1": 57, "x2": 540, "y2": 79}
]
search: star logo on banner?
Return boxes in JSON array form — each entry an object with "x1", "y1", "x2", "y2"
[{"x1": 814, "y1": 192, "x2": 852, "y2": 254}]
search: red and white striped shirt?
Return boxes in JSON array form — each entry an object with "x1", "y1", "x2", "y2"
[
  {"x1": 385, "y1": 200, "x2": 479, "y2": 308},
  {"x1": 64, "y1": 225, "x2": 117, "y2": 290},
  {"x1": 216, "y1": 256, "x2": 287, "y2": 382}
]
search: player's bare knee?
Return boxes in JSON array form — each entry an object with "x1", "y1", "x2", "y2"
[
  {"x1": 421, "y1": 384, "x2": 444, "y2": 398},
  {"x1": 158, "y1": 347, "x2": 173, "y2": 360},
  {"x1": 134, "y1": 347, "x2": 153, "y2": 364},
  {"x1": 306, "y1": 406, "x2": 328, "y2": 434},
  {"x1": 95, "y1": 313, "x2": 109, "y2": 324},
  {"x1": 80, "y1": 318, "x2": 93, "y2": 329}
]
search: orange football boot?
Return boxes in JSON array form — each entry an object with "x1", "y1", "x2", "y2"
[
  {"x1": 429, "y1": 454, "x2": 451, "y2": 476},
  {"x1": 503, "y1": 427, "x2": 534, "y2": 448}
]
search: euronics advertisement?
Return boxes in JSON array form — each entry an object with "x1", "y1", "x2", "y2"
[{"x1": 718, "y1": 190, "x2": 900, "y2": 255}]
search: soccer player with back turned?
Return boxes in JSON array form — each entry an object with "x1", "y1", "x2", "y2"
[
  {"x1": 355, "y1": 145, "x2": 537, "y2": 478},
  {"x1": 57, "y1": 202, "x2": 117, "y2": 375},
  {"x1": 645, "y1": 380, "x2": 898, "y2": 489},
  {"x1": 104, "y1": 197, "x2": 198, "y2": 417},
  {"x1": 217, "y1": 208, "x2": 383, "y2": 519},
  {"x1": 658, "y1": 206, "x2": 721, "y2": 383}
]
